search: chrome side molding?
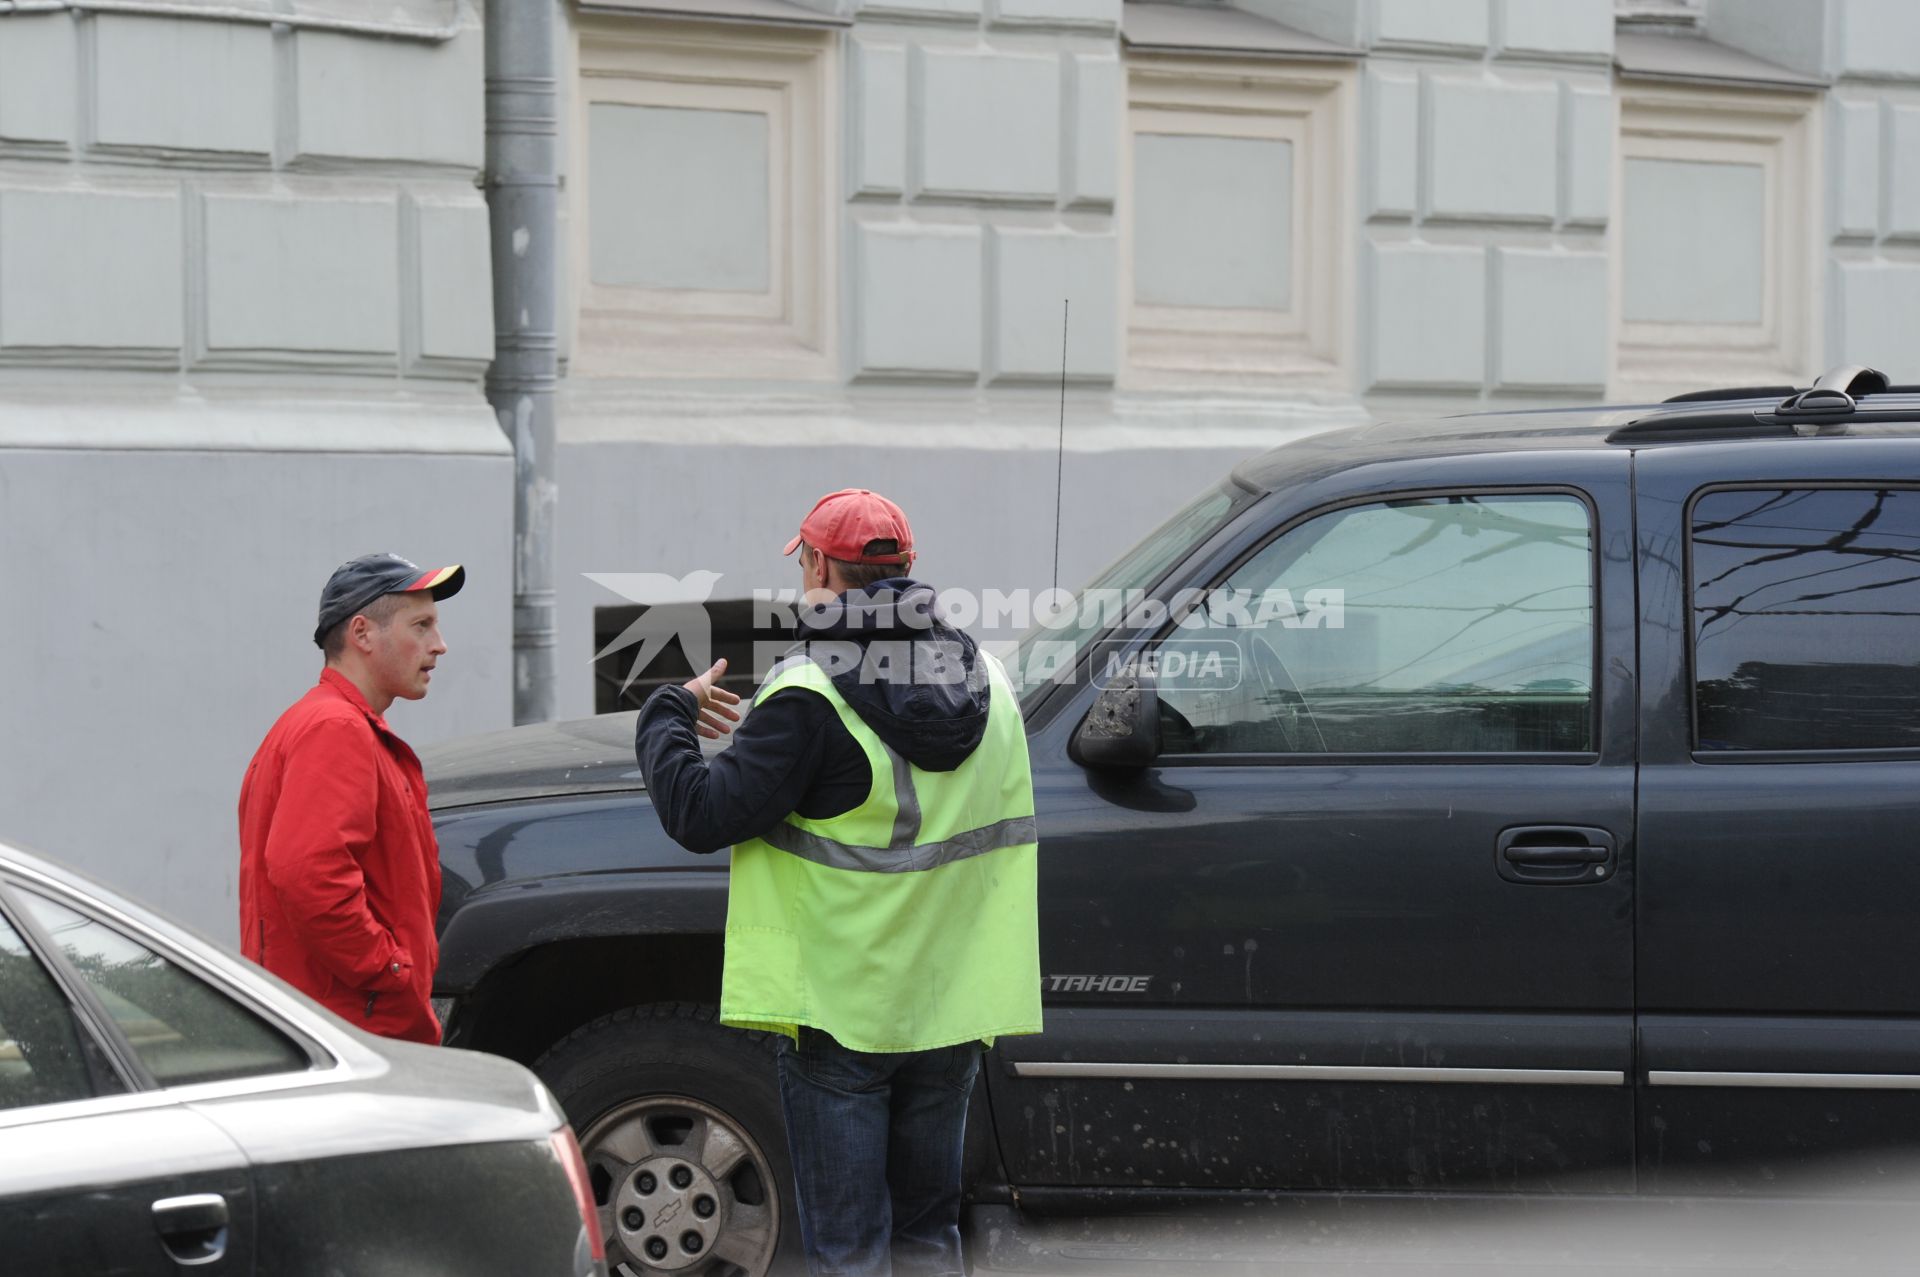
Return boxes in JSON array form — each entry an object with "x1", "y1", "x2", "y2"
[
  {"x1": 1009, "y1": 1062, "x2": 1625, "y2": 1086},
  {"x1": 1648, "y1": 1071, "x2": 1920, "y2": 1090}
]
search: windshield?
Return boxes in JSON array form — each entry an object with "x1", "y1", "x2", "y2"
[{"x1": 1007, "y1": 483, "x2": 1246, "y2": 706}]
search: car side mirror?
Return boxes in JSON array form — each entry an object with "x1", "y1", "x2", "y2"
[{"x1": 1071, "y1": 668, "x2": 1161, "y2": 769}]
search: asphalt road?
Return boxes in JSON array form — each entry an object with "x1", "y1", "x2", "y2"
[{"x1": 965, "y1": 1193, "x2": 1920, "y2": 1275}]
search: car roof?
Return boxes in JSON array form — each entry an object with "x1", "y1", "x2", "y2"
[
  {"x1": 1232, "y1": 392, "x2": 1920, "y2": 493},
  {"x1": 0, "y1": 842, "x2": 567, "y2": 1153},
  {"x1": 420, "y1": 710, "x2": 735, "y2": 809}
]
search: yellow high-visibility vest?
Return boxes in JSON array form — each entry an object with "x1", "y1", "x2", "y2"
[{"x1": 720, "y1": 649, "x2": 1042, "y2": 1052}]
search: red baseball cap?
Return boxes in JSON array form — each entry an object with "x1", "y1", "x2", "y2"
[{"x1": 782, "y1": 489, "x2": 915, "y2": 565}]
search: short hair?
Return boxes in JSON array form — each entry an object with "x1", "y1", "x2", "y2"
[
  {"x1": 320, "y1": 591, "x2": 415, "y2": 660},
  {"x1": 829, "y1": 539, "x2": 908, "y2": 590}
]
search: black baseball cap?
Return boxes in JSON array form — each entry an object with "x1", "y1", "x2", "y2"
[{"x1": 313, "y1": 554, "x2": 465, "y2": 648}]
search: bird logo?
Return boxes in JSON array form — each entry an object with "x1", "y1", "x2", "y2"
[{"x1": 585, "y1": 570, "x2": 725, "y2": 695}]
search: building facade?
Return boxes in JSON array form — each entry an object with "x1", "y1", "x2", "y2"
[
  {"x1": 3, "y1": 0, "x2": 1918, "y2": 937},
  {"x1": 0, "y1": 0, "x2": 508, "y2": 936}
]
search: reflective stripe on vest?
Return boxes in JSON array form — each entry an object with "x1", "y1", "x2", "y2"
[{"x1": 749, "y1": 647, "x2": 1030, "y2": 873}]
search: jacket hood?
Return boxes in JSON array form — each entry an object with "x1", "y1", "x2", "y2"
[{"x1": 791, "y1": 580, "x2": 990, "y2": 772}]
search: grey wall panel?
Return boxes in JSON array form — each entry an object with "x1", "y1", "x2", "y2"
[
  {"x1": 1424, "y1": 74, "x2": 1559, "y2": 223},
  {"x1": 988, "y1": 0, "x2": 1118, "y2": 27},
  {"x1": 204, "y1": 194, "x2": 402, "y2": 356},
  {"x1": 1833, "y1": 0, "x2": 1920, "y2": 81},
  {"x1": 861, "y1": 0, "x2": 981, "y2": 18},
  {"x1": 0, "y1": 444, "x2": 514, "y2": 941},
  {"x1": 93, "y1": 15, "x2": 273, "y2": 156},
  {"x1": 0, "y1": 14, "x2": 76, "y2": 147},
  {"x1": 850, "y1": 38, "x2": 909, "y2": 197},
  {"x1": 1831, "y1": 98, "x2": 1880, "y2": 240},
  {"x1": 1494, "y1": 247, "x2": 1608, "y2": 390},
  {"x1": 1561, "y1": 83, "x2": 1612, "y2": 226},
  {"x1": 1367, "y1": 69, "x2": 1418, "y2": 220},
  {"x1": 0, "y1": 190, "x2": 183, "y2": 353},
  {"x1": 1497, "y1": 0, "x2": 1612, "y2": 60},
  {"x1": 851, "y1": 222, "x2": 984, "y2": 376},
  {"x1": 914, "y1": 46, "x2": 1062, "y2": 201},
  {"x1": 1884, "y1": 104, "x2": 1920, "y2": 239},
  {"x1": 1374, "y1": 0, "x2": 1489, "y2": 51},
  {"x1": 291, "y1": 23, "x2": 485, "y2": 167},
  {"x1": 989, "y1": 227, "x2": 1117, "y2": 381},
  {"x1": 1368, "y1": 241, "x2": 1487, "y2": 388},
  {"x1": 1133, "y1": 133, "x2": 1292, "y2": 310},
  {"x1": 588, "y1": 103, "x2": 772, "y2": 293},
  {"x1": 1622, "y1": 157, "x2": 1766, "y2": 325},
  {"x1": 1833, "y1": 259, "x2": 1920, "y2": 374},
  {"x1": 1064, "y1": 53, "x2": 1120, "y2": 207},
  {"x1": 290, "y1": 0, "x2": 464, "y2": 26},
  {"x1": 416, "y1": 198, "x2": 497, "y2": 364}
]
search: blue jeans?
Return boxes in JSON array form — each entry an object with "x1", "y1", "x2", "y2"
[{"x1": 775, "y1": 1027, "x2": 982, "y2": 1277}]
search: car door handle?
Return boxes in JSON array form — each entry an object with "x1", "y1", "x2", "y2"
[
  {"x1": 1502, "y1": 845, "x2": 1609, "y2": 865},
  {"x1": 1497, "y1": 825, "x2": 1616, "y2": 885},
  {"x1": 152, "y1": 1193, "x2": 229, "y2": 1267}
]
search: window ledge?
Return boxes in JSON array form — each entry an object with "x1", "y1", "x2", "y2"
[
  {"x1": 1614, "y1": 31, "x2": 1826, "y2": 93},
  {"x1": 577, "y1": 0, "x2": 851, "y2": 30},
  {"x1": 1121, "y1": 3, "x2": 1360, "y2": 61}
]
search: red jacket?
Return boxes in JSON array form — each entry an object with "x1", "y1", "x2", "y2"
[{"x1": 238, "y1": 669, "x2": 442, "y2": 1044}]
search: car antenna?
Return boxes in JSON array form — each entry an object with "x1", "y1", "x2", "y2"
[{"x1": 1052, "y1": 298, "x2": 1069, "y2": 593}]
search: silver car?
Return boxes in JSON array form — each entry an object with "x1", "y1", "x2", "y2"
[{"x1": 0, "y1": 842, "x2": 606, "y2": 1276}]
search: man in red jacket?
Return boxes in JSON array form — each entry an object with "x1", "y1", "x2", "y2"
[{"x1": 238, "y1": 554, "x2": 465, "y2": 1045}]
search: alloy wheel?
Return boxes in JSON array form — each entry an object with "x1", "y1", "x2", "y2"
[{"x1": 581, "y1": 1094, "x2": 781, "y2": 1277}]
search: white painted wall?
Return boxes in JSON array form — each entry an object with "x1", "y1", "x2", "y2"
[
  {"x1": 588, "y1": 104, "x2": 773, "y2": 292},
  {"x1": 1622, "y1": 158, "x2": 1767, "y2": 324},
  {"x1": 0, "y1": 1, "x2": 504, "y2": 940},
  {"x1": 0, "y1": 421, "x2": 512, "y2": 941},
  {"x1": 1810, "y1": 0, "x2": 1920, "y2": 374},
  {"x1": 1358, "y1": 0, "x2": 1614, "y2": 400}
]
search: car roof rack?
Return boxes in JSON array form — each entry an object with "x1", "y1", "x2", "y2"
[
  {"x1": 1613, "y1": 364, "x2": 1920, "y2": 442},
  {"x1": 1660, "y1": 385, "x2": 1799, "y2": 404}
]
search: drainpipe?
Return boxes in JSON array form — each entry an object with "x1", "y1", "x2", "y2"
[{"x1": 484, "y1": 0, "x2": 559, "y2": 724}]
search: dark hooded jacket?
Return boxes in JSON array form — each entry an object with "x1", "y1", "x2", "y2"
[{"x1": 635, "y1": 580, "x2": 992, "y2": 855}]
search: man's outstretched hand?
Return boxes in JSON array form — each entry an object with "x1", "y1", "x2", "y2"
[{"x1": 683, "y1": 658, "x2": 743, "y2": 740}]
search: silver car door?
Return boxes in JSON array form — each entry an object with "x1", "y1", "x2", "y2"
[{"x1": 0, "y1": 896, "x2": 255, "y2": 1276}]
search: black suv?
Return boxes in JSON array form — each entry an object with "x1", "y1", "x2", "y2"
[{"x1": 424, "y1": 367, "x2": 1920, "y2": 1274}]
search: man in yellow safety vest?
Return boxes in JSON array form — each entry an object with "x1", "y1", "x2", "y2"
[{"x1": 635, "y1": 488, "x2": 1042, "y2": 1276}]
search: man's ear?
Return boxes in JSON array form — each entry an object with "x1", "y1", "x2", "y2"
[{"x1": 346, "y1": 613, "x2": 374, "y2": 653}]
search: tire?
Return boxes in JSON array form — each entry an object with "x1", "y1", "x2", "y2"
[{"x1": 535, "y1": 1002, "x2": 801, "y2": 1277}]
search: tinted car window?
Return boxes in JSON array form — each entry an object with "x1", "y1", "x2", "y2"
[
  {"x1": 19, "y1": 892, "x2": 308, "y2": 1087},
  {"x1": 0, "y1": 909, "x2": 97, "y2": 1111},
  {"x1": 1691, "y1": 486, "x2": 1920, "y2": 751},
  {"x1": 1156, "y1": 494, "x2": 1594, "y2": 754}
]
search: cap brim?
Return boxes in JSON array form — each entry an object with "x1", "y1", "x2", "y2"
[
  {"x1": 403, "y1": 564, "x2": 465, "y2": 600},
  {"x1": 782, "y1": 534, "x2": 803, "y2": 556}
]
